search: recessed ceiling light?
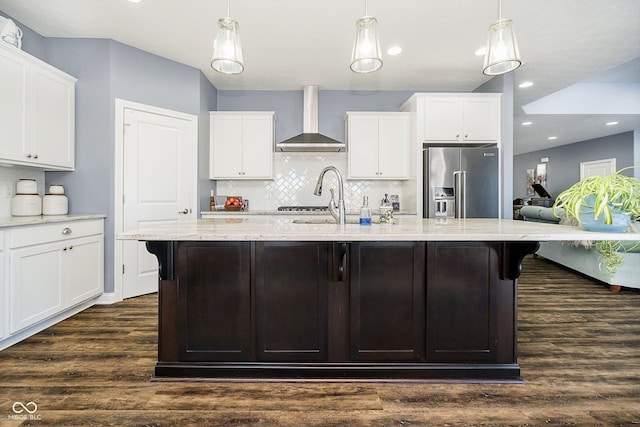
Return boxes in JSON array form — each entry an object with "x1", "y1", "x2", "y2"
[
  {"x1": 521, "y1": 121, "x2": 532, "y2": 126},
  {"x1": 474, "y1": 47, "x2": 486, "y2": 56},
  {"x1": 548, "y1": 136, "x2": 558, "y2": 140},
  {"x1": 606, "y1": 121, "x2": 619, "y2": 126},
  {"x1": 386, "y1": 46, "x2": 402, "y2": 56},
  {"x1": 518, "y1": 81, "x2": 534, "y2": 88},
  {"x1": 128, "y1": 0, "x2": 142, "y2": 3}
]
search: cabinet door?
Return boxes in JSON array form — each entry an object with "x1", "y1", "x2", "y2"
[
  {"x1": 462, "y1": 97, "x2": 500, "y2": 142},
  {"x1": 377, "y1": 114, "x2": 409, "y2": 179},
  {"x1": 176, "y1": 242, "x2": 252, "y2": 361},
  {"x1": 426, "y1": 242, "x2": 512, "y2": 362},
  {"x1": 68, "y1": 235, "x2": 104, "y2": 305},
  {"x1": 347, "y1": 114, "x2": 379, "y2": 179},
  {"x1": 241, "y1": 114, "x2": 273, "y2": 179},
  {"x1": 350, "y1": 242, "x2": 425, "y2": 361},
  {"x1": 9, "y1": 243, "x2": 64, "y2": 334},
  {"x1": 210, "y1": 114, "x2": 243, "y2": 179},
  {"x1": 30, "y1": 68, "x2": 75, "y2": 169},
  {"x1": 0, "y1": 232, "x2": 5, "y2": 340},
  {"x1": 0, "y1": 49, "x2": 28, "y2": 163},
  {"x1": 422, "y1": 98, "x2": 462, "y2": 142},
  {"x1": 255, "y1": 242, "x2": 329, "y2": 361}
]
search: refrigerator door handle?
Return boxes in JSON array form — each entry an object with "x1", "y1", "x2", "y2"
[{"x1": 453, "y1": 170, "x2": 466, "y2": 219}]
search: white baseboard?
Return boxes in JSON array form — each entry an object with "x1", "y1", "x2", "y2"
[{"x1": 96, "y1": 292, "x2": 121, "y2": 305}]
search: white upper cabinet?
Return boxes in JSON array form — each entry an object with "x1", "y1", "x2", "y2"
[
  {"x1": 347, "y1": 112, "x2": 410, "y2": 180},
  {"x1": 413, "y1": 94, "x2": 500, "y2": 144},
  {"x1": 0, "y1": 43, "x2": 76, "y2": 170},
  {"x1": 210, "y1": 112, "x2": 274, "y2": 180}
]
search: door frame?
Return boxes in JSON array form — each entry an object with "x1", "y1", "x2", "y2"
[{"x1": 114, "y1": 98, "x2": 198, "y2": 302}]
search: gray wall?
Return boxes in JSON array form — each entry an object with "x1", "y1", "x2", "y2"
[
  {"x1": 513, "y1": 131, "x2": 635, "y2": 199},
  {"x1": 217, "y1": 90, "x2": 415, "y2": 143},
  {"x1": 199, "y1": 72, "x2": 218, "y2": 211},
  {"x1": 474, "y1": 74, "x2": 515, "y2": 219}
]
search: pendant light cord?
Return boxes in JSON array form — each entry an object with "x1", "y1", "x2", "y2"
[
  {"x1": 364, "y1": 0, "x2": 368, "y2": 17},
  {"x1": 227, "y1": 0, "x2": 230, "y2": 18},
  {"x1": 498, "y1": 0, "x2": 502, "y2": 20}
]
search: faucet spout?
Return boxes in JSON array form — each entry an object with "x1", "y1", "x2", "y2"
[{"x1": 314, "y1": 166, "x2": 346, "y2": 225}]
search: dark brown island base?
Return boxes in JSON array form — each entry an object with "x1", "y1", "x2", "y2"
[
  {"x1": 145, "y1": 239, "x2": 537, "y2": 381},
  {"x1": 119, "y1": 217, "x2": 637, "y2": 382}
]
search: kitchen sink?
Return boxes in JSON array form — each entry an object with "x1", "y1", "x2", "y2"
[{"x1": 292, "y1": 218, "x2": 378, "y2": 225}]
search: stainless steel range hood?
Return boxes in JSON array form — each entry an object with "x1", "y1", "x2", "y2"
[{"x1": 276, "y1": 86, "x2": 346, "y2": 152}]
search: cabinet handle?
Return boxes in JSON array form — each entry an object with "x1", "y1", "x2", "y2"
[
  {"x1": 33, "y1": 154, "x2": 38, "y2": 159},
  {"x1": 69, "y1": 245, "x2": 73, "y2": 250},
  {"x1": 63, "y1": 247, "x2": 67, "y2": 251},
  {"x1": 464, "y1": 134, "x2": 468, "y2": 138},
  {"x1": 456, "y1": 134, "x2": 460, "y2": 138},
  {"x1": 178, "y1": 209, "x2": 189, "y2": 214},
  {"x1": 26, "y1": 154, "x2": 32, "y2": 158},
  {"x1": 62, "y1": 227, "x2": 72, "y2": 235},
  {"x1": 238, "y1": 172, "x2": 242, "y2": 175}
]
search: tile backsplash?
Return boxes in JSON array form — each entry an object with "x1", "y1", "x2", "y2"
[
  {"x1": 216, "y1": 152, "x2": 409, "y2": 211},
  {"x1": 0, "y1": 165, "x2": 45, "y2": 217}
]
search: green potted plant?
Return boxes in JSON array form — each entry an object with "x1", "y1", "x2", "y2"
[
  {"x1": 553, "y1": 166, "x2": 640, "y2": 232},
  {"x1": 553, "y1": 167, "x2": 640, "y2": 275}
]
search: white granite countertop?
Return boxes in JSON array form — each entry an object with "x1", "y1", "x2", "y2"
[
  {"x1": 201, "y1": 210, "x2": 417, "y2": 216},
  {"x1": 118, "y1": 217, "x2": 640, "y2": 242},
  {"x1": 0, "y1": 214, "x2": 106, "y2": 228}
]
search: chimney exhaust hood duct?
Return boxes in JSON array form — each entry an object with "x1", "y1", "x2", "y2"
[{"x1": 276, "y1": 86, "x2": 346, "y2": 152}]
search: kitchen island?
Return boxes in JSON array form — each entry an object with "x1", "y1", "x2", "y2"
[{"x1": 119, "y1": 217, "x2": 638, "y2": 382}]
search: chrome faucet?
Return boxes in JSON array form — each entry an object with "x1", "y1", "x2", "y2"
[{"x1": 313, "y1": 166, "x2": 346, "y2": 225}]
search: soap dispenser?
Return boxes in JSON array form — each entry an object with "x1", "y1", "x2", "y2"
[{"x1": 359, "y1": 196, "x2": 372, "y2": 225}]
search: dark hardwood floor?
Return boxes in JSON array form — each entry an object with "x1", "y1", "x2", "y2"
[{"x1": 1, "y1": 255, "x2": 639, "y2": 426}]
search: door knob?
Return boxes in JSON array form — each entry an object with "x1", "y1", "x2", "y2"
[{"x1": 178, "y1": 209, "x2": 190, "y2": 214}]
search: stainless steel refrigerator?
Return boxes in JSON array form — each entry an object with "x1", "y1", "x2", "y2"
[{"x1": 423, "y1": 146, "x2": 499, "y2": 218}]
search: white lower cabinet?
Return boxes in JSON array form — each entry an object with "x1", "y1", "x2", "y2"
[
  {"x1": 6, "y1": 219, "x2": 103, "y2": 335},
  {"x1": 0, "y1": 231, "x2": 5, "y2": 340}
]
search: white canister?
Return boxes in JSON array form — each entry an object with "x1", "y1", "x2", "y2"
[
  {"x1": 48, "y1": 184, "x2": 65, "y2": 195},
  {"x1": 11, "y1": 194, "x2": 42, "y2": 216},
  {"x1": 16, "y1": 179, "x2": 37, "y2": 194},
  {"x1": 42, "y1": 194, "x2": 69, "y2": 215}
]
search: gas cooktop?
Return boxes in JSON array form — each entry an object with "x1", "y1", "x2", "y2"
[{"x1": 277, "y1": 206, "x2": 329, "y2": 212}]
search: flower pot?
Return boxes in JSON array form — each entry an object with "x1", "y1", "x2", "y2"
[{"x1": 579, "y1": 195, "x2": 630, "y2": 232}]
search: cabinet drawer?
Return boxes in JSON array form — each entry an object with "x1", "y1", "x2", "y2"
[{"x1": 10, "y1": 219, "x2": 103, "y2": 248}]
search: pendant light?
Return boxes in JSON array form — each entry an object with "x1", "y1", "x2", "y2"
[
  {"x1": 482, "y1": 0, "x2": 522, "y2": 76},
  {"x1": 211, "y1": 0, "x2": 244, "y2": 75},
  {"x1": 350, "y1": 0, "x2": 383, "y2": 73}
]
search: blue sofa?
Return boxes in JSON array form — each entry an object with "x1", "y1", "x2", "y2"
[{"x1": 520, "y1": 205, "x2": 640, "y2": 292}]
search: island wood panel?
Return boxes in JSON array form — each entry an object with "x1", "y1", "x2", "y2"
[
  {"x1": 425, "y1": 241, "x2": 514, "y2": 363},
  {"x1": 254, "y1": 242, "x2": 329, "y2": 361},
  {"x1": 349, "y1": 242, "x2": 426, "y2": 361},
  {"x1": 176, "y1": 241, "x2": 252, "y2": 361},
  {"x1": 147, "y1": 239, "x2": 532, "y2": 379}
]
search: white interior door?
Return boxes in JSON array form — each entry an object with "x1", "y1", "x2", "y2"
[
  {"x1": 122, "y1": 106, "x2": 196, "y2": 299},
  {"x1": 580, "y1": 158, "x2": 616, "y2": 179}
]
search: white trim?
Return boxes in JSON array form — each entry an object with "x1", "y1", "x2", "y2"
[
  {"x1": 95, "y1": 292, "x2": 120, "y2": 305},
  {"x1": 114, "y1": 99, "x2": 198, "y2": 303}
]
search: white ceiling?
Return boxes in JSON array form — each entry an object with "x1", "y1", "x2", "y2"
[{"x1": 1, "y1": 0, "x2": 639, "y2": 154}]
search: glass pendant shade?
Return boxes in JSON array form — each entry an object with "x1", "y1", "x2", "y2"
[
  {"x1": 211, "y1": 17, "x2": 244, "y2": 75},
  {"x1": 350, "y1": 16, "x2": 383, "y2": 73},
  {"x1": 483, "y1": 18, "x2": 521, "y2": 76}
]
